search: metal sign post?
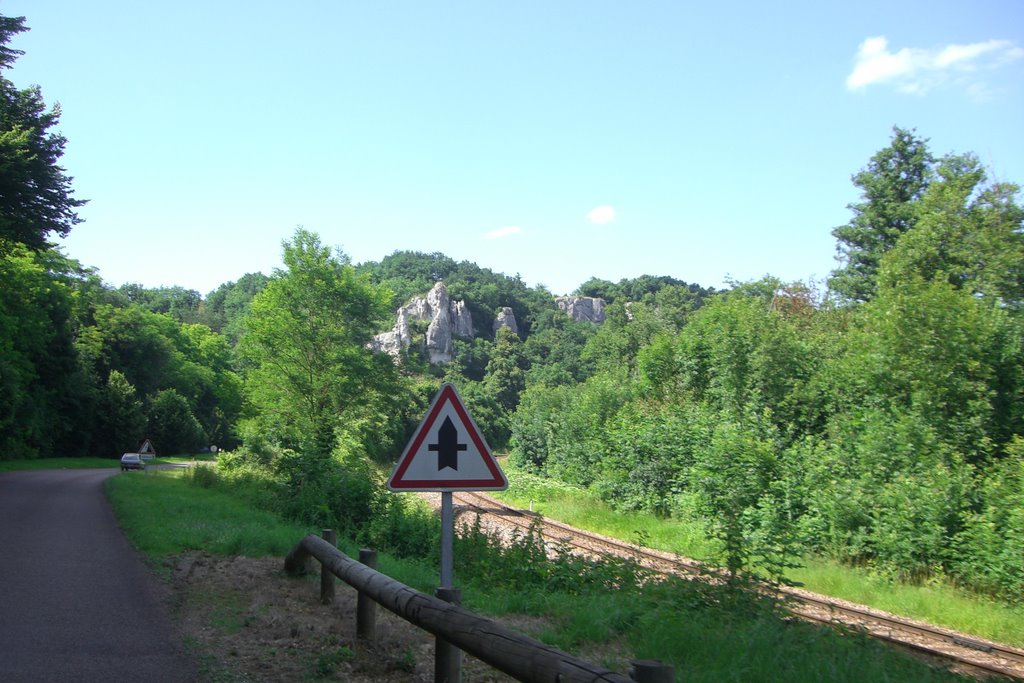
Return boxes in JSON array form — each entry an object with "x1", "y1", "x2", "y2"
[
  {"x1": 440, "y1": 491, "x2": 454, "y2": 589},
  {"x1": 436, "y1": 491, "x2": 460, "y2": 682}
]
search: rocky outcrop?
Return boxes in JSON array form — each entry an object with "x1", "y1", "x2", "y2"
[
  {"x1": 493, "y1": 307, "x2": 518, "y2": 335},
  {"x1": 450, "y1": 299, "x2": 474, "y2": 339},
  {"x1": 371, "y1": 282, "x2": 474, "y2": 364},
  {"x1": 373, "y1": 285, "x2": 605, "y2": 366},
  {"x1": 370, "y1": 308, "x2": 414, "y2": 357},
  {"x1": 555, "y1": 296, "x2": 606, "y2": 324}
]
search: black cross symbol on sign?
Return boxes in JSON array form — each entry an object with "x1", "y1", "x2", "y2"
[{"x1": 428, "y1": 416, "x2": 467, "y2": 471}]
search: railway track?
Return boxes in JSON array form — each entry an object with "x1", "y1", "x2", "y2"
[{"x1": 442, "y1": 490, "x2": 1024, "y2": 680}]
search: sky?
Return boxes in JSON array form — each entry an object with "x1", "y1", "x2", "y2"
[{"x1": 4, "y1": 0, "x2": 1023, "y2": 297}]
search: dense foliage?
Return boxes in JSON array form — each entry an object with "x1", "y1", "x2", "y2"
[{"x1": 508, "y1": 129, "x2": 1024, "y2": 600}]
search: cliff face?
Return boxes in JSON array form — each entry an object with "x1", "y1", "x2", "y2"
[
  {"x1": 370, "y1": 282, "x2": 474, "y2": 364},
  {"x1": 372, "y1": 284, "x2": 607, "y2": 365},
  {"x1": 493, "y1": 307, "x2": 518, "y2": 335},
  {"x1": 555, "y1": 296, "x2": 606, "y2": 324}
]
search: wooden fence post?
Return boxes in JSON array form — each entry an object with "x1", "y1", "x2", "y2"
[
  {"x1": 630, "y1": 659, "x2": 674, "y2": 682},
  {"x1": 434, "y1": 587, "x2": 463, "y2": 683},
  {"x1": 357, "y1": 549, "x2": 378, "y2": 641},
  {"x1": 320, "y1": 529, "x2": 336, "y2": 604},
  {"x1": 285, "y1": 535, "x2": 635, "y2": 683}
]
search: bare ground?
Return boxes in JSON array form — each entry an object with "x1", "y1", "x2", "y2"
[{"x1": 163, "y1": 551, "x2": 548, "y2": 682}]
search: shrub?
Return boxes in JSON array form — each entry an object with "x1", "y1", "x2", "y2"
[
  {"x1": 186, "y1": 462, "x2": 220, "y2": 489},
  {"x1": 802, "y1": 409, "x2": 974, "y2": 582},
  {"x1": 364, "y1": 495, "x2": 439, "y2": 559},
  {"x1": 951, "y1": 438, "x2": 1024, "y2": 602}
]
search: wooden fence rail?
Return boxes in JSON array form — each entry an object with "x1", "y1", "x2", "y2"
[{"x1": 284, "y1": 532, "x2": 671, "y2": 683}]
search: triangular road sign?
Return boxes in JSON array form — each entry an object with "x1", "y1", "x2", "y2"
[
  {"x1": 388, "y1": 383, "x2": 508, "y2": 491},
  {"x1": 138, "y1": 439, "x2": 156, "y2": 459}
]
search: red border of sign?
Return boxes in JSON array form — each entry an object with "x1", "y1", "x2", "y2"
[{"x1": 388, "y1": 383, "x2": 508, "y2": 491}]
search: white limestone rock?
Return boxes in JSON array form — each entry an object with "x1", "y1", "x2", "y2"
[
  {"x1": 369, "y1": 308, "x2": 412, "y2": 356},
  {"x1": 493, "y1": 307, "x2": 519, "y2": 335},
  {"x1": 451, "y1": 299, "x2": 474, "y2": 339},
  {"x1": 371, "y1": 282, "x2": 474, "y2": 364},
  {"x1": 555, "y1": 296, "x2": 606, "y2": 324}
]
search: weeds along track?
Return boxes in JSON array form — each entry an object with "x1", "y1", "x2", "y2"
[{"x1": 441, "y1": 490, "x2": 1024, "y2": 681}]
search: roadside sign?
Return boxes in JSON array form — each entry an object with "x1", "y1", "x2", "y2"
[
  {"x1": 388, "y1": 383, "x2": 507, "y2": 491},
  {"x1": 138, "y1": 439, "x2": 156, "y2": 461}
]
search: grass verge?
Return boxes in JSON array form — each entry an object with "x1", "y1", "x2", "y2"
[
  {"x1": 106, "y1": 471, "x2": 312, "y2": 559},
  {"x1": 105, "y1": 469, "x2": 441, "y2": 596},
  {"x1": 789, "y1": 559, "x2": 1024, "y2": 648},
  {"x1": 104, "y1": 466, "x2": 978, "y2": 682},
  {"x1": 493, "y1": 462, "x2": 1024, "y2": 649},
  {"x1": 0, "y1": 457, "x2": 118, "y2": 471}
]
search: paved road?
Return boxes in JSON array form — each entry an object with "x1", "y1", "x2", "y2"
[{"x1": 0, "y1": 468, "x2": 199, "y2": 682}]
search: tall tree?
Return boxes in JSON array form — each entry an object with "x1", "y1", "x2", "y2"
[
  {"x1": 828, "y1": 277, "x2": 1020, "y2": 461},
  {"x1": 669, "y1": 283, "x2": 814, "y2": 433},
  {"x1": 0, "y1": 14, "x2": 85, "y2": 250},
  {"x1": 523, "y1": 310, "x2": 596, "y2": 387},
  {"x1": 484, "y1": 326, "x2": 528, "y2": 412},
  {"x1": 146, "y1": 388, "x2": 205, "y2": 456},
  {"x1": 239, "y1": 228, "x2": 393, "y2": 457},
  {"x1": 829, "y1": 127, "x2": 933, "y2": 303},
  {"x1": 179, "y1": 323, "x2": 244, "y2": 448},
  {"x1": 95, "y1": 370, "x2": 147, "y2": 456},
  {"x1": 76, "y1": 304, "x2": 178, "y2": 399},
  {"x1": 0, "y1": 243, "x2": 81, "y2": 457},
  {"x1": 878, "y1": 153, "x2": 1024, "y2": 307}
]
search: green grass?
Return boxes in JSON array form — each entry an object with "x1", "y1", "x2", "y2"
[
  {"x1": 789, "y1": 558, "x2": 1024, "y2": 647},
  {"x1": 105, "y1": 468, "x2": 444, "y2": 596},
  {"x1": 102, "y1": 465, "x2": 980, "y2": 682},
  {"x1": 493, "y1": 462, "x2": 1024, "y2": 649},
  {"x1": 160, "y1": 454, "x2": 218, "y2": 463},
  {"x1": 493, "y1": 466, "x2": 722, "y2": 566},
  {"x1": 457, "y1": 553, "x2": 970, "y2": 682},
  {"x1": 629, "y1": 585, "x2": 969, "y2": 683},
  {"x1": 494, "y1": 468, "x2": 720, "y2": 561},
  {"x1": 0, "y1": 457, "x2": 119, "y2": 471},
  {"x1": 106, "y1": 471, "x2": 313, "y2": 559}
]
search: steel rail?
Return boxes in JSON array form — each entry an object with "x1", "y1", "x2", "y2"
[
  {"x1": 452, "y1": 490, "x2": 1024, "y2": 680},
  {"x1": 795, "y1": 610, "x2": 1022, "y2": 680}
]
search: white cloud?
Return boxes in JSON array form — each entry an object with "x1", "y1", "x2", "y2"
[
  {"x1": 484, "y1": 225, "x2": 522, "y2": 240},
  {"x1": 936, "y1": 41, "x2": 1002, "y2": 68},
  {"x1": 846, "y1": 36, "x2": 1023, "y2": 95},
  {"x1": 586, "y1": 205, "x2": 616, "y2": 225}
]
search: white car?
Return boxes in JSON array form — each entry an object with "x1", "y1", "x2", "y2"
[{"x1": 120, "y1": 453, "x2": 144, "y2": 471}]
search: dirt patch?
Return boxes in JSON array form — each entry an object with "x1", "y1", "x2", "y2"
[{"x1": 164, "y1": 551, "x2": 530, "y2": 682}]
